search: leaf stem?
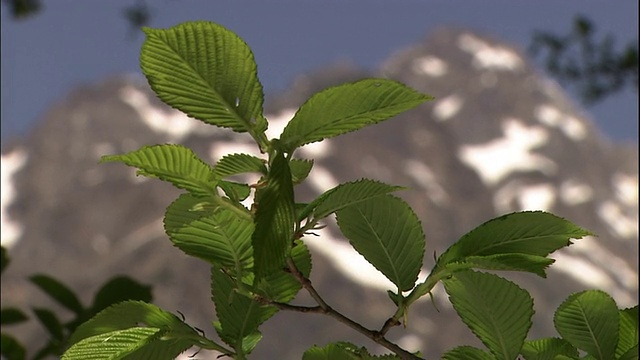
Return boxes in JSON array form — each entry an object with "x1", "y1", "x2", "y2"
[
  {"x1": 382, "y1": 270, "x2": 445, "y2": 334},
  {"x1": 285, "y1": 257, "x2": 423, "y2": 360}
]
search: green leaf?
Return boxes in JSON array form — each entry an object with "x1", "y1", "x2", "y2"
[
  {"x1": 211, "y1": 267, "x2": 276, "y2": 354},
  {"x1": 303, "y1": 342, "x2": 404, "y2": 360},
  {"x1": 435, "y1": 211, "x2": 592, "y2": 277},
  {"x1": 90, "y1": 276, "x2": 153, "y2": 315},
  {"x1": 213, "y1": 153, "x2": 267, "y2": 178},
  {"x1": 68, "y1": 301, "x2": 197, "y2": 346},
  {"x1": 101, "y1": 144, "x2": 217, "y2": 197},
  {"x1": 164, "y1": 194, "x2": 254, "y2": 276},
  {"x1": 443, "y1": 253, "x2": 555, "y2": 278},
  {"x1": 238, "y1": 332, "x2": 262, "y2": 355},
  {"x1": 29, "y1": 274, "x2": 84, "y2": 316},
  {"x1": 554, "y1": 290, "x2": 619, "y2": 360},
  {"x1": 63, "y1": 327, "x2": 164, "y2": 360},
  {"x1": 219, "y1": 180, "x2": 252, "y2": 202},
  {"x1": 302, "y1": 342, "x2": 361, "y2": 360},
  {"x1": 301, "y1": 179, "x2": 404, "y2": 221},
  {"x1": 1, "y1": 246, "x2": 8, "y2": 274},
  {"x1": 290, "y1": 159, "x2": 314, "y2": 184},
  {"x1": 442, "y1": 346, "x2": 496, "y2": 360},
  {"x1": 336, "y1": 194, "x2": 424, "y2": 292},
  {"x1": 520, "y1": 338, "x2": 579, "y2": 360},
  {"x1": 618, "y1": 345, "x2": 638, "y2": 360},
  {"x1": 141, "y1": 21, "x2": 265, "y2": 134},
  {"x1": 255, "y1": 240, "x2": 312, "y2": 302},
  {"x1": 252, "y1": 149, "x2": 295, "y2": 279},
  {"x1": 0, "y1": 308, "x2": 28, "y2": 325},
  {"x1": 32, "y1": 308, "x2": 64, "y2": 341},
  {"x1": 280, "y1": 78, "x2": 432, "y2": 152},
  {"x1": 1, "y1": 333, "x2": 26, "y2": 360},
  {"x1": 617, "y1": 306, "x2": 639, "y2": 359},
  {"x1": 443, "y1": 270, "x2": 533, "y2": 360}
]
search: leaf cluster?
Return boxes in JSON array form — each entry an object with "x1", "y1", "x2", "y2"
[
  {"x1": 0, "y1": 246, "x2": 153, "y2": 360},
  {"x1": 530, "y1": 14, "x2": 638, "y2": 104},
  {"x1": 48, "y1": 21, "x2": 637, "y2": 359}
]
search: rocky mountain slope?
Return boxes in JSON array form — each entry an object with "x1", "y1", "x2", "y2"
[{"x1": 2, "y1": 27, "x2": 637, "y2": 359}]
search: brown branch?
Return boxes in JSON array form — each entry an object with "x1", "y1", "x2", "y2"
[
  {"x1": 285, "y1": 257, "x2": 423, "y2": 360},
  {"x1": 379, "y1": 317, "x2": 402, "y2": 336},
  {"x1": 254, "y1": 296, "x2": 323, "y2": 313}
]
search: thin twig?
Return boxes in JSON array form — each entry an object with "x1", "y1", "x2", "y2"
[
  {"x1": 254, "y1": 296, "x2": 323, "y2": 313},
  {"x1": 379, "y1": 317, "x2": 402, "y2": 336},
  {"x1": 285, "y1": 257, "x2": 423, "y2": 360}
]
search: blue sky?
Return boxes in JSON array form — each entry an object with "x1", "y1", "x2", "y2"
[{"x1": 1, "y1": 1, "x2": 638, "y2": 142}]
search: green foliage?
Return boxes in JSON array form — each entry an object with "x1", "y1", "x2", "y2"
[
  {"x1": 336, "y1": 194, "x2": 424, "y2": 292},
  {"x1": 25, "y1": 20, "x2": 632, "y2": 359},
  {"x1": 101, "y1": 144, "x2": 218, "y2": 197},
  {"x1": 443, "y1": 271, "x2": 533, "y2": 360},
  {"x1": 553, "y1": 290, "x2": 619, "y2": 359},
  {"x1": 530, "y1": 14, "x2": 638, "y2": 104},
  {"x1": 433, "y1": 211, "x2": 592, "y2": 278},
  {"x1": 65, "y1": 301, "x2": 223, "y2": 359},
  {"x1": 520, "y1": 338, "x2": 579, "y2": 360},
  {"x1": 303, "y1": 342, "x2": 404, "y2": 360},
  {"x1": 164, "y1": 193, "x2": 254, "y2": 277},
  {"x1": 140, "y1": 21, "x2": 269, "y2": 149},
  {"x1": 251, "y1": 147, "x2": 296, "y2": 279},
  {"x1": 279, "y1": 79, "x2": 432, "y2": 152},
  {"x1": 0, "y1": 247, "x2": 153, "y2": 360}
]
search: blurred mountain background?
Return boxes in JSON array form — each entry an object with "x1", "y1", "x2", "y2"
[{"x1": 1, "y1": 2, "x2": 638, "y2": 359}]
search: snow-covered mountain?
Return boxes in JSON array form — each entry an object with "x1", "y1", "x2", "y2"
[{"x1": 2, "y1": 27, "x2": 637, "y2": 359}]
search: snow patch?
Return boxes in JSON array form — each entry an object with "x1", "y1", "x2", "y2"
[
  {"x1": 1, "y1": 149, "x2": 28, "y2": 248},
  {"x1": 568, "y1": 236, "x2": 638, "y2": 292},
  {"x1": 519, "y1": 183, "x2": 556, "y2": 211},
  {"x1": 458, "y1": 119, "x2": 556, "y2": 186},
  {"x1": 299, "y1": 141, "x2": 331, "y2": 159},
  {"x1": 403, "y1": 159, "x2": 449, "y2": 206},
  {"x1": 129, "y1": 167, "x2": 149, "y2": 184},
  {"x1": 551, "y1": 253, "x2": 619, "y2": 290},
  {"x1": 306, "y1": 165, "x2": 339, "y2": 194},
  {"x1": 612, "y1": 173, "x2": 638, "y2": 206},
  {"x1": 209, "y1": 142, "x2": 263, "y2": 163},
  {"x1": 559, "y1": 180, "x2": 593, "y2": 205},
  {"x1": 265, "y1": 108, "x2": 332, "y2": 159},
  {"x1": 551, "y1": 236, "x2": 638, "y2": 307},
  {"x1": 494, "y1": 181, "x2": 555, "y2": 213},
  {"x1": 303, "y1": 228, "x2": 430, "y2": 293},
  {"x1": 396, "y1": 334, "x2": 423, "y2": 353},
  {"x1": 535, "y1": 104, "x2": 587, "y2": 141},
  {"x1": 412, "y1": 56, "x2": 448, "y2": 77},
  {"x1": 119, "y1": 86, "x2": 216, "y2": 142},
  {"x1": 265, "y1": 108, "x2": 296, "y2": 139},
  {"x1": 432, "y1": 94, "x2": 463, "y2": 121},
  {"x1": 304, "y1": 229, "x2": 396, "y2": 291},
  {"x1": 457, "y1": 33, "x2": 524, "y2": 71},
  {"x1": 597, "y1": 201, "x2": 638, "y2": 239}
]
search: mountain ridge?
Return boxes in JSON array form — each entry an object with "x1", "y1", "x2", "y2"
[{"x1": 1, "y1": 27, "x2": 637, "y2": 359}]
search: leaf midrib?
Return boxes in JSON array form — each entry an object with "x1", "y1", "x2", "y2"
[
  {"x1": 462, "y1": 233, "x2": 583, "y2": 258},
  {"x1": 576, "y1": 298, "x2": 605, "y2": 359},
  {"x1": 288, "y1": 98, "x2": 422, "y2": 147},
  {"x1": 355, "y1": 207, "x2": 402, "y2": 290},
  {"x1": 472, "y1": 281, "x2": 521, "y2": 359}
]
